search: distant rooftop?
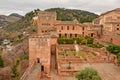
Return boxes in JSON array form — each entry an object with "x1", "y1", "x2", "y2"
[{"x1": 101, "y1": 8, "x2": 120, "y2": 16}]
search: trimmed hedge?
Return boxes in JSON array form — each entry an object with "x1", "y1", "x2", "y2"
[
  {"x1": 57, "y1": 38, "x2": 74, "y2": 44},
  {"x1": 57, "y1": 36, "x2": 94, "y2": 45},
  {"x1": 88, "y1": 44, "x2": 103, "y2": 48}
]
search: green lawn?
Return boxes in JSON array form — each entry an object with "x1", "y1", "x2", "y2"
[
  {"x1": 59, "y1": 50, "x2": 87, "y2": 59},
  {"x1": 76, "y1": 51, "x2": 86, "y2": 59}
]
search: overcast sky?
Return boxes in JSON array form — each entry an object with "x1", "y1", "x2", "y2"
[{"x1": 0, "y1": 0, "x2": 120, "y2": 15}]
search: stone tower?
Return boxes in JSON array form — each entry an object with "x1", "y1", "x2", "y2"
[
  {"x1": 29, "y1": 36, "x2": 51, "y2": 74},
  {"x1": 37, "y1": 11, "x2": 57, "y2": 35}
]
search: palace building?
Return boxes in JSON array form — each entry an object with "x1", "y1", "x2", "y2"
[
  {"x1": 28, "y1": 8, "x2": 120, "y2": 78},
  {"x1": 93, "y1": 8, "x2": 120, "y2": 44}
]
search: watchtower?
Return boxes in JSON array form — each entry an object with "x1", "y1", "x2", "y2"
[
  {"x1": 37, "y1": 11, "x2": 57, "y2": 35},
  {"x1": 29, "y1": 35, "x2": 51, "y2": 74}
]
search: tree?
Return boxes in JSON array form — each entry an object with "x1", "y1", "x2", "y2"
[
  {"x1": 75, "y1": 67, "x2": 101, "y2": 80},
  {"x1": 0, "y1": 55, "x2": 4, "y2": 68}
]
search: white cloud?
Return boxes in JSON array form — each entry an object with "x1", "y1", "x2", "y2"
[{"x1": 0, "y1": 0, "x2": 120, "y2": 15}]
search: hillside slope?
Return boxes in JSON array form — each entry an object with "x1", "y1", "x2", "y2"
[
  {"x1": 46, "y1": 8, "x2": 98, "y2": 23},
  {"x1": 0, "y1": 14, "x2": 22, "y2": 28},
  {"x1": 3, "y1": 8, "x2": 98, "y2": 32}
]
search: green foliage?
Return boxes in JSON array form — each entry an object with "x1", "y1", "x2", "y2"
[
  {"x1": 0, "y1": 55, "x2": 4, "y2": 68},
  {"x1": 85, "y1": 36, "x2": 94, "y2": 44},
  {"x1": 116, "y1": 54, "x2": 120, "y2": 64},
  {"x1": 75, "y1": 67, "x2": 102, "y2": 80},
  {"x1": 60, "y1": 35, "x2": 67, "y2": 38},
  {"x1": 12, "y1": 54, "x2": 28, "y2": 79},
  {"x1": 12, "y1": 58, "x2": 20, "y2": 79},
  {"x1": 81, "y1": 39, "x2": 87, "y2": 45},
  {"x1": 57, "y1": 38, "x2": 74, "y2": 44},
  {"x1": 73, "y1": 37, "x2": 84, "y2": 44},
  {"x1": 57, "y1": 36, "x2": 94, "y2": 45},
  {"x1": 107, "y1": 43, "x2": 120, "y2": 65},
  {"x1": 88, "y1": 44, "x2": 103, "y2": 48},
  {"x1": 21, "y1": 53, "x2": 29, "y2": 60},
  {"x1": 107, "y1": 44, "x2": 120, "y2": 54},
  {"x1": 46, "y1": 8, "x2": 98, "y2": 23},
  {"x1": 3, "y1": 9, "x2": 40, "y2": 32}
]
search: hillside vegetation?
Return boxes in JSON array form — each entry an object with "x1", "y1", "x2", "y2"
[
  {"x1": 46, "y1": 8, "x2": 98, "y2": 23},
  {"x1": 3, "y1": 8, "x2": 98, "y2": 32}
]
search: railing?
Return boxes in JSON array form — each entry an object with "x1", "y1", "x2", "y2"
[{"x1": 20, "y1": 62, "x2": 35, "y2": 80}]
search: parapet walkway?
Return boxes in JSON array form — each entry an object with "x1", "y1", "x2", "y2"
[{"x1": 26, "y1": 63, "x2": 41, "y2": 80}]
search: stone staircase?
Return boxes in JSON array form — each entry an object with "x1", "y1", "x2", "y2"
[{"x1": 26, "y1": 63, "x2": 41, "y2": 80}]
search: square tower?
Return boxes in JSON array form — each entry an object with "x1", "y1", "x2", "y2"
[
  {"x1": 29, "y1": 35, "x2": 51, "y2": 74},
  {"x1": 37, "y1": 11, "x2": 57, "y2": 35}
]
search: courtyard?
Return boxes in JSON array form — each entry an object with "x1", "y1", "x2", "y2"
[
  {"x1": 51, "y1": 63, "x2": 120, "y2": 80},
  {"x1": 51, "y1": 44, "x2": 119, "y2": 80}
]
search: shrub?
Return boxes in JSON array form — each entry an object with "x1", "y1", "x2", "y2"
[
  {"x1": 73, "y1": 37, "x2": 84, "y2": 44},
  {"x1": 107, "y1": 44, "x2": 120, "y2": 54},
  {"x1": 85, "y1": 36, "x2": 94, "y2": 44},
  {"x1": 81, "y1": 39, "x2": 87, "y2": 45},
  {"x1": 116, "y1": 54, "x2": 120, "y2": 64},
  {"x1": 57, "y1": 36, "x2": 94, "y2": 45},
  {"x1": 0, "y1": 55, "x2": 4, "y2": 68},
  {"x1": 75, "y1": 67, "x2": 101, "y2": 80},
  {"x1": 57, "y1": 38, "x2": 74, "y2": 44}
]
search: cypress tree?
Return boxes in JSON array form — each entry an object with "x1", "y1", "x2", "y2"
[{"x1": 0, "y1": 55, "x2": 4, "y2": 68}]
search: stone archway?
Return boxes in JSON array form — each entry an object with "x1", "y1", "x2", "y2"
[
  {"x1": 51, "y1": 44, "x2": 56, "y2": 55},
  {"x1": 91, "y1": 33, "x2": 94, "y2": 37}
]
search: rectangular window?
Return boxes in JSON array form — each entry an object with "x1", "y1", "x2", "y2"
[
  {"x1": 61, "y1": 26, "x2": 63, "y2": 30},
  {"x1": 75, "y1": 34, "x2": 77, "y2": 37},
  {"x1": 42, "y1": 30, "x2": 44, "y2": 33},
  {"x1": 82, "y1": 27, "x2": 84, "y2": 30},
  {"x1": 59, "y1": 34, "x2": 61, "y2": 37},
  {"x1": 73, "y1": 26, "x2": 75, "y2": 30},
  {"x1": 67, "y1": 26, "x2": 69, "y2": 30}
]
